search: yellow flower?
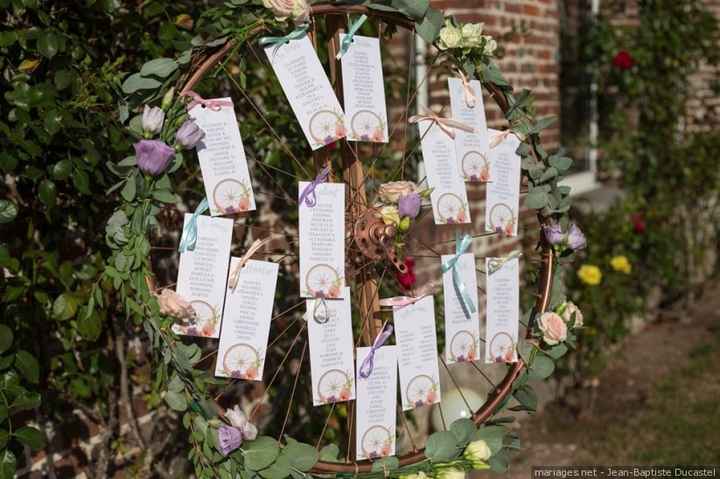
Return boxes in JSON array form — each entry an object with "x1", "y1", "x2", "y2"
[
  {"x1": 610, "y1": 255, "x2": 632, "y2": 274},
  {"x1": 379, "y1": 205, "x2": 400, "y2": 226},
  {"x1": 578, "y1": 264, "x2": 602, "y2": 286}
]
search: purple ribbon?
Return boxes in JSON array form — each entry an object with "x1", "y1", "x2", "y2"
[
  {"x1": 299, "y1": 166, "x2": 331, "y2": 207},
  {"x1": 358, "y1": 324, "x2": 393, "y2": 379}
]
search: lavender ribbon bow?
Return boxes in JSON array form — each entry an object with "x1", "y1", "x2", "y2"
[
  {"x1": 299, "y1": 166, "x2": 331, "y2": 207},
  {"x1": 358, "y1": 324, "x2": 393, "y2": 379}
]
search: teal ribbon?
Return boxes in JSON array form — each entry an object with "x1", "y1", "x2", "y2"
[
  {"x1": 336, "y1": 14, "x2": 368, "y2": 59},
  {"x1": 178, "y1": 198, "x2": 209, "y2": 253},
  {"x1": 259, "y1": 24, "x2": 309, "y2": 56},
  {"x1": 441, "y1": 234, "x2": 477, "y2": 320}
]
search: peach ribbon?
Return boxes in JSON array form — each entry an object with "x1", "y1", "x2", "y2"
[
  {"x1": 409, "y1": 109, "x2": 475, "y2": 139},
  {"x1": 228, "y1": 238, "x2": 272, "y2": 292},
  {"x1": 378, "y1": 281, "x2": 440, "y2": 309},
  {"x1": 489, "y1": 129, "x2": 524, "y2": 148},
  {"x1": 455, "y1": 68, "x2": 477, "y2": 108},
  {"x1": 182, "y1": 90, "x2": 233, "y2": 111}
]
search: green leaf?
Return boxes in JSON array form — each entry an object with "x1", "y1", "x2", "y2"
[
  {"x1": 528, "y1": 354, "x2": 555, "y2": 380},
  {"x1": 370, "y1": 457, "x2": 399, "y2": 472},
  {"x1": 152, "y1": 189, "x2": 177, "y2": 203},
  {"x1": 525, "y1": 188, "x2": 548, "y2": 209},
  {"x1": 0, "y1": 325, "x2": 12, "y2": 354},
  {"x1": 165, "y1": 390, "x2": 188, "y2": 411},
  {"x1": 0, "y1": 200, "x2": 18, "y2": 224},
  {"x1": 0, "y1": 430, "x2": 7, "y2": 449},
  {"x1": 140, "y1": 58, "x2": 178, "y2": 78},
  {"x1": 37, "y1": 32, "x2": 60, "y2": 58},
  {"x1": 38, "y1": 179, "x2": 57, "y2": 208},
  {"x1": 121, "y1": 177, "x2": 136, "y2": 202},
  {"x1": 319, "y1": 444, "x2": 340, "y2": 462},
  {"x1": 54, "y1": 69, "x2": 75, "y2": 90},
  {"x1": 52, "y1": 294, "x2": 78, "y2": 321},
  {"x1": 449, "y1": 418, "x2": 476, "y2": 445},
  {"x1": 121, "y1": 73, "x2": 162, "y2": 94},
  {"x1": 391, "y1": 0, "x2": 429, "y2": 19},
  {"x1": 546, "y1": 343, "x2": 568, "y2": 359},
  {"x1": 283, "y1": 437, "x2": 318, "y2": 471},
  {"x1": 512, "y1": 385, "x2": 537, "y2": 412},
  {"x1": 15, "y1": 350, "x2": 39, "y2": 384},
  {"x1": 416, "y1": 7, "x2": 444, "y2": 43},
  {"x1": 77, "y1": 309, "x2": 102, "y2": 341},
  {"x1": 9, "y1": 392, "x2": 41, "y2": 413},
  {"x1": 13, "y1": 426, "x2": 45, "y2": 450},
  {"x1": 549, "y1": 156, "x2": 573, "y2": 172},
  {"x1": 0, "y1": 449, "x2": 16, "y2": 479},
  {"x1": 425, "y1": 430, "x2": 459, "y2": 461},
  {"x1": 51, "y1": 159, "x2": 73, "y2": 180},
  {"x1": 243, "y1": 436, "x2": 280, "y2": 471},
  {"x1": 257, "y1": 451, "x2": 290, "y2": 479},
  {"x1": 538, "y1": 166, "x2": 558, "y2": 183},
  {"x1": 472, "y1": 426, "x2": 505, "y2": 454}
]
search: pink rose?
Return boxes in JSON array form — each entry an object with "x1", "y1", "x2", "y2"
[{"x1": 538, "y1": 312, "x2": 567, "y2": 345}]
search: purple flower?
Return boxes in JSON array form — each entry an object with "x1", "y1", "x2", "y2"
[
  {"x1": 543, "y1": 221, "x2": 565, "y2": 245},
  {"x1": 134, "y1": 139, "x2": 174, "y2": 176},
  {"x1": 218, "y1": 426, "x2": 242, "y2": 456},
  {"x1": 567, "y1": 223, "x2": 586, "y2": 251},
  {"x1": 398, "y1": 192, "x2": 421, "y2": 219},
  {"x1": 175, "y1": 120, "x2": 205, "y2": 150}
]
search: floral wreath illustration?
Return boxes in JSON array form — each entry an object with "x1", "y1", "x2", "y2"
[
  {"x1": 171, "y1": 299, "x2": 218, "y2": 338},
  {"x1": 316, "y1": 368, "x2": 354, "y2": 404},
  {"x1": 222, "y1": 343, "x2": 263, "y2": 381},
  {"x1": 350, "y1": 109, "x2": 386, "y2": 143},
  {"x1": 360, "y1": 425, "x2": 393, "y2": 459},
  {"x1": 436, "y1": 192, "x2": 469, "y2": 224},
  {"x1": 308, "y1": 109, "x2": 347, "y2": 147},
  {"x1": 212, "y1": 178, "x2": 252, "y2": 215},
  {"x1": 488, "y1": 202, "x2": 516, "y2": 236},
  {"x1": 489, "y1": 332, "x2": 516, "y2": 364},
  {"x1": 304, "y1": 263, "x2": 343, "y2": 298},
  {"x1": 461, "y1": 150, "x2": 490, "y2": 183},
  {"x1": 450, "y1": 330, "x2": 480, "y2": 363},
  {"x1": 404, "y1": 374, "x2": 440, "y2": 409}
]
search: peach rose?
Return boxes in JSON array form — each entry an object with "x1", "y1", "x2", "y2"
[
  {"x1": 155, "y1": 289, "x2": 195, "y2": 320},
  {"x1": 262, "y1": 0, "x2": 309, "y2": 24},
  {"x1": 538, "y1": 312, "x2": 567, "y2": 345},
  {"x1": 377, "y1": 181, "x2": 417, "y2": 203}
]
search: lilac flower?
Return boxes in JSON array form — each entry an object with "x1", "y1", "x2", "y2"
[
  {"x1": 134, "y1": 139, "x2": 175, "y2": 176},
  {"x1": 543, "y1": 221, "x2": 565, "y2": 245},
  {"x1": 175, "y1": 119, "x2": 205, "y2": 150},
  {"x1": 218, "y1": 425, "x2": 242, "y2": 456},
  {"x1": 398, "y1": 192, "x2": 421, "y2": 219},
  {"x1": 567, "y1": 223, "x2": 586, "y2": 251},
  {"x1": 142, "y1": 105, "x2": 165, "y2": 135}
]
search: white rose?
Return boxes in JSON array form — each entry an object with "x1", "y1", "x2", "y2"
[
  {"x1": 538, "y1": 312, "x2": 568, "y2": 345},
  {"x1": 142, "y1": 105, "x2": 165, "y2": 136},
  {"x1": 483, "y1": 36, "x2": 498, "y2": 55},
  {"x1": 225, "y1": 405, "x2": 258, "y2": 440},
  {"x1": 263, "y1": 0, "x2": 309, "y2": 24},
  {"x1": 377, "y1": 181, "x2": 417, "y2": 203},
  {"x1": 438, "y1": 23, "x2": 463, "y2": 50},
  {"x1": 561, "y1": 301, "x2": 583, "y2": 328},
  {"x1": 461, "y1": 23, "x2": 484, "y2": 47}
]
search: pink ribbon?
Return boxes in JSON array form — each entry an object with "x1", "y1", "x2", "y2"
[
  {"x1": 455, "y1": 68, "x2": 477, "y2": 108},
  {"x1": 409, "y1": 109, "x2": 475, "y2": 139},
  {"x1": 183, "y1": 90, "x2": 234, "y2": 111},
  {"x1": 378, "y1": 294, "x2": 430, "y2": 309},
  {"x1": 489, "y1": 129, "x2": 523, "y2": 148},
  {"x1": 228, "y1": 238, "x2": 272, "y2": 292}
]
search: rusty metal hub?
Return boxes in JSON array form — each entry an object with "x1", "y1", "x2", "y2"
[{"x1": 353, "y1": 208, "x2": 407, "y2": 274}]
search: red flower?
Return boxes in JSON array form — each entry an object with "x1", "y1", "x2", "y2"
[
  {"x1": 612, "y1": 51, "x2": 634, "y2": 70},
  {"x1": 631, "y1": 213, "x2": 646, "y2": 234},
  {"x1": 396, "y1": 256, "x2": 416, "y2": 290}
]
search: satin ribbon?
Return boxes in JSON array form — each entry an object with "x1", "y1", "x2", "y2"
[
  {"x1": 178, "y1": 198, "x2": 209, "y2": 253},
  {"x1": 378, "y1": 294, "x2": 430, "y2": 309},
  {"x1": 409, "y1": 109, "x2": 475, "y2": 139},
  {"x1": 299, "y1": 166, "x2": 331, "y2": 207},
  {"x1": 182, "y1": 91, "x2": 233, "y2": 111},
  {"x1": 488, "y1": 250, "x2": 522, "y2": 275},
  {"x1": 489, "y1": 129, "x2": 524, "y2": 148},
  {"x1": 228, "y1": 238, "x2": 272, "y2": 292},
  {"x1": 259, "y1": 24, "x2": 309, "y2": 56},
  {"x1": 455, "y1": 68, "x2": 477, "y2": 108},
  {"x1": 358, "y1": 323, "x2": 393, "y2": 379},
  {"x1": 312, "y1": 297, "x2": 330, "y2": 324},
  {"x1": 336, "y1": 14, "x2": 368, "y2": 59},
  {"x1": 441, "y1": 234, "x2": 477, "y2": 320}
]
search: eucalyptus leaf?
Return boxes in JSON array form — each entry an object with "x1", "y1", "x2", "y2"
[
  {"x1": 370, "y1": 456, "x2": 399, "y2": 472},
  {"x1": 319, "y1": 444, "x2": 340, "y2": 462},
  {"x1": 528, "y1": 354, "x2": 555, "y2": 380},
  {"x1": 140, "y1": 57, "x2": 178, "y2": 78},
  {"x1": 284, "y1": 437, "x2": 318, "y2": 471},
  {"x1": 524, "y1": 188, "x2": 548, "y2": 209},
  {"x1": 416, "y1": 8, "x2": 444, "y2": 43},
  {"x1": 449, "y1": 418, "x2": 476, "y2": 445},
  {"x1": 122, "y1": 73, "x2": 162, "y2": 94},
  {"x1": 165, "y1": 390, "x2": 188, "y2": 411},
  {"x1": 425, "y1": 430, "x2": 460, "y2": 461},
  {"x1": 244, "y1": 436, "x2": 280, "y2": 471},
  {"x1": 472, "y1": 425, "x2": 505, "y2": 454}
]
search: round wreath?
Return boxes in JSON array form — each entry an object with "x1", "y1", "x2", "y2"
[{"x1": 104, "y1": 2, "x2": 587, "y2": 478}]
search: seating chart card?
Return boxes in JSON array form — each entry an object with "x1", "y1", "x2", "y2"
[
  {"x1": 485, "y1": 129, "x2": 521, "y2": 236},
  {"x1": 448, "y1": 78, "x2": 491, "y2": 182},
  {"x1": 265, "y1": 35, "x2": 347, "y2": 150},
  {"x1": 307, "y1": 287, "x2": 356, "y2": 406},
  {"x1": 174, "y1": 215, "x2": 233, "y2": 338},
  {"x1": 340, "y1": 34, "x2": 388, "y2": 143},
  {"x1": 485, "y1": 257, "x2": 520, "y2": 364},
  {"x1": 355, "y1": 345, "x2": 397, "y2": 460},
  {"x1": 393, "y1": 296, "x2": 442, "y2": 411},
  {"x1": 441, "y1": 253, "x2": 481, "y2": 364},
  {"x1": 214, "y1": 259, "x2": 279, "y2": 381},
  {"x1": 189, "y1": 99, "x2": 256, "y2": 216},
  {"x1": 418, "y1": 120, "x2": 471, "y2": 225}
]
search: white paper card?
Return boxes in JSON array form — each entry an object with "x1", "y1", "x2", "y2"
[
  {"x1": 340, "y1": 34, "x2": 388, "y2": 143},
  {"x1": 306, "y1": 287, "x2": 356, "y2": 405},
  {"x1": 265, "y1": 35, "x2": 347, "y2": 150},
  {"x1": 393, "y1": 296, "x2": 442, "y2": 410},
  {"x1": 190, "y1": 99, "x2": 256, "y2": 216},
  {"x1": 485, "y1": 257, "x2": 520, "y2": 364},
  {"x1": 485, "y1": 129, "x2": 521, "y2": 236},
  {"x1": 442, "y1": 253, "x2": 481, "y2": 364},
  {"x1": 174, "y1": 215, "x2": 233, "y2": 338},
  {"x1": 418, "y1": 120, "x2": 471, "y2": 225},
  {"x1": 214, "y1": 259, "x2": 279, "y2": 380},
  {"x1": 298, "y1": 182, "x2": 345, "y2": 298},
  {"x1": 448, "y1": 78, "x2": 491, "y2": 182},
  {"x1": 355, "y1": 345, "x2": 397, "y2": 460}
]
